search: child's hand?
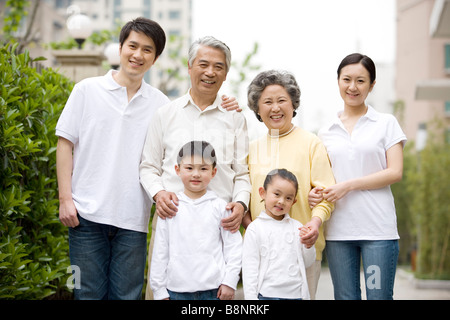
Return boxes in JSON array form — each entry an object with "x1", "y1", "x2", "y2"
[
  {"x1": 299, "y1": 226, "x2": 313, "y2": 248},
  {"x1": 218, "y1": 284, "x2": 235, "y2": 300},
  {"x1": 300, "y1": 226, "x2": 310, "y2": 237}
]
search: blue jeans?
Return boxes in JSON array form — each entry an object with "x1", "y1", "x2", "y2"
[
  {"x1": 167, "y1": 289, "x2": 219, "y2": 300},
  {"x1": 325, "y1": 240, "x2": 399, "y2": 300},
  {"x1": 258, "y1": 293, "x2": 302, "y2": 300},
  {"x1": 68, "y1": 215, "x2": 147, "y2": 300}
]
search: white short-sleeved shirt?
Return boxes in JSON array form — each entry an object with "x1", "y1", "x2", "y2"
[
  {"x1": 318, "y1": 105, "x2": 407, "y2": 240},
  {"x1": 56, "y1": 70, "x2": 170, "y2": 232}
]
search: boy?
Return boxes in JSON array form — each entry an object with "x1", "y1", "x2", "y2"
[{"x1": 150, "y1": 141, "x2": 242, "y2": 300}]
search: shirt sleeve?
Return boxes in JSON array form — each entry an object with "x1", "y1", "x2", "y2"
[
  {"x1": 55, "y1": 84, "x2": 84, "y2": 144},
  {"x1": 385, "y1": 114, "x2": 407, "y2": 150},
  {"x1": 231, "y1": 112, "x2": 251, "y2": 207},
  {"x1": 220, "y1": 205, "x2": 243, "y2": 290},
  {"x1": 310, "y1": 138, "x2": 336, "y2": 223},
  {"x1": 149, "y1": 218, "x2": 170, "y2": 300},
  {"x1": 139, "y1": 108, "x2": 166, "y2": 201},
  {"x1": 241, "y1": 224, "x2": 260, "y2": 300}
]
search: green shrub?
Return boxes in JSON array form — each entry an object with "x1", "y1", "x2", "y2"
[
  {"x1": 0, "y1": 43, "x2": 74, "y2": 299},
  {"x1": 393, "y1": 121, "x2": 450, "y2": 280},
  {"x1": 408, "y1": 127, "x2": 450, "y2": 280}
]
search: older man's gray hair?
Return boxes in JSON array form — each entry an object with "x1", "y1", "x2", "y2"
[{"x1": 188, "y1": 36, "x2": 232, "y2": 72}]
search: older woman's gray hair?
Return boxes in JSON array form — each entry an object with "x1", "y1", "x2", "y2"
[
  {"x1": 188, "y1": 36, "x2": 232, "y2": 72},
  {"x1": 247, "y1": 70, "x2": 301, "y2": 122}
]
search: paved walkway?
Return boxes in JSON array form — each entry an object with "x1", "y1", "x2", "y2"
[
  {"x1": 236, "y1": 267, "x2": 450, "y2": 300},
  {"x1": 316, "y1": 267, "x2": 450, "y2": 300}
]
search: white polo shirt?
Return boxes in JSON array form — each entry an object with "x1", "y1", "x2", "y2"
[
  {"x1": 318, "y1": 106, "x2": 407, "y2": 240},
  {"x1": 56, "y1": 70, "x2": 170, "y2": 233}
]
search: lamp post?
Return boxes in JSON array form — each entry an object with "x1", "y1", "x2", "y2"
[
  {"x1": 67, "y1": 13, "x2": 93, "y2": 49},
  {"x1": 104, "y1": 43, "x2": 121, "y2": 69},
  {"x1": 416, "y1": 123, "x2": 428, "y2": 152}
]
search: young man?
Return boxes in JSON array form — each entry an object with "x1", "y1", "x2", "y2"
[{"x1": 56, "y1": 17, "x2": 169, "y2": 300}]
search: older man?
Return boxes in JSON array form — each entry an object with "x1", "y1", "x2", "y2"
[{"x1": 140, "y1": 36, "x2": 251, "y2": 299}]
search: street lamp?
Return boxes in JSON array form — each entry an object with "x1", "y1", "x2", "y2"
[
  {"x1": 67, "y1": 13, "x2": 93, "y2": 49},
  {"x1": 104, "y1": 42, "x2": 121, "y2": 69},
  {"x1": 416, "y1": 123, "x2": 428, "y2": 152}
]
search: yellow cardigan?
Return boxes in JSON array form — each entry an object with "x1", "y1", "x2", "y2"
[{"x1": 248, "y1": 127, "x2": 335, "y2": 260}]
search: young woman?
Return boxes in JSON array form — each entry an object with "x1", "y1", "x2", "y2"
[{"x1": 310, "y1": 53, "x2": 407, "y2": 300}]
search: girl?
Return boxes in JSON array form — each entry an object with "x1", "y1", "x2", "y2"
[{"x1": 242, "y1": 169, "x2": 316, "y2": 300}]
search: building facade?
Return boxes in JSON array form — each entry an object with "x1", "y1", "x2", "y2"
[
  {"x1": 0, "y1": 0, "x2": 192, "y2": 97},
  {"x1": 396, "y1": 0, "x2": 450, "y2": 145},
  {"x1": 70, "y1": 0, "x2": 192, "y2": 97}
]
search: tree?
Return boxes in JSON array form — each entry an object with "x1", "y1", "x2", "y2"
[
  {"x1": 228, "y1": 42, "x2": 261, "y2": 103},
  {"x1": 1, "y1": 0, "x2": 41, "y2": 53}
]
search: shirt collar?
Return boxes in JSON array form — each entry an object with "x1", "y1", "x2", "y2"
[
  {"x1": 182, "y1": 89, "x2": 226, "y2": 112},
  {"x1": 327, "y1": 104, "x2": 379, "y2": 130},
  {"x1": 102, "y1": 70, "x2": 149, "y2": 98}
]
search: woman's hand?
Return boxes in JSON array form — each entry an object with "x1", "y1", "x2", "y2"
[
  {"x1": 308, "y1": 187, "x2": 324, "y2": 208},
  {"x1": 221, "y1": 95, "x2": 242, "y2": 112},
  {"x1": 322, "y1": 181, "x2": 351, "y2": 203},
  {"x1": 300, "y1": 216, "x2": 322, "y2": 248}
]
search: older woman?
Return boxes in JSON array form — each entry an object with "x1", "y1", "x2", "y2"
[{"x1": 244, "y1": 70, "x2": 335, "y2": 299}]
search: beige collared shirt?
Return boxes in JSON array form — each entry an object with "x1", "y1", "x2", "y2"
[{"x1": 140, "y1": 91, "x2": 251, "y2": 206}]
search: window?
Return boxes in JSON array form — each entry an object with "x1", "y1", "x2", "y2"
[
  {"x1": 445, "y1": 101, "x2": 450, "y2": 117},
  {"x1": 445, "y1": 44, "x2": 450, "y2": 74},
  {"x1": 169, "y1": 10, "x2": 181, "y2": 19}
]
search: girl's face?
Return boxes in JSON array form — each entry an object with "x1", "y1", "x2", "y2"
[
  {"x1": 258, "y1": 85, "x2": 294, "y2": 135},
  {"x1": 259, "y1": 176, "x2": 297, "y2": 221},
  {"x1": 338, "y1": 63, "x2": 375, "y2": 109}
]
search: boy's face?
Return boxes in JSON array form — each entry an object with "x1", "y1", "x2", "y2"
[
  {"x1": 175, "y1": 155, "x2": 217, "y2": 199},
  {"x1": 259, "y1": 176, "x2": 297, "y2": 221},
  {"x1": 119, "y1": 30, "x2": 158, "y2": 80}
]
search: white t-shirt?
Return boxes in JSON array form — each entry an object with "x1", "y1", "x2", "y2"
[
  {"x1": 318, "y1": 105, "x2": 407, "y2": 240},
  {"x1": 56, "y1": 70, "x2": 169, "y2": 232}
]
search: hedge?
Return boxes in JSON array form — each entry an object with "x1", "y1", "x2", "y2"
[{"x1": 0, "y1": 43, "x2": 74, "y2": 299}]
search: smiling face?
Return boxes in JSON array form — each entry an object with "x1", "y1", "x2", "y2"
[
  {"x1": 175, "y1": 155, "x2": 217, "y2": 199},
  {"x1": 258, "y1": 85, "x2": 294, "y2": 135},
  {"x1": 118, "y1": 30, "x2": 158, "y2": 80},
  {"x1": 259, "y1": 175, "x2": 297, "y2": 221},
  {"x1": 338, "y1": 63, "x2": 375, "y2": 109},
  {"x1": 188, "y1": 45, "x2": 228, "y2": 108}
]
